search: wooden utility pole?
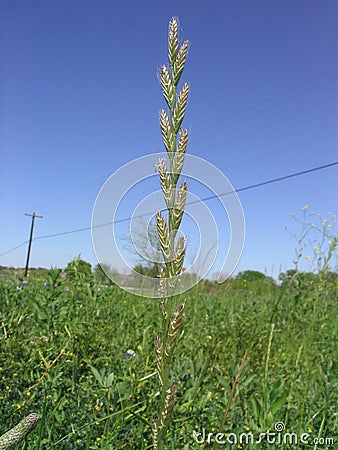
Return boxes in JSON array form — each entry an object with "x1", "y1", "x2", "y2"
[{"x1": 24, "y1": 212, "x2": 43, "y2": 277}]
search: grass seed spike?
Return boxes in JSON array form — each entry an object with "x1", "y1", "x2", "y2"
[{"x1": 152, "y1": 17, "x2": 190, "y2": 449}]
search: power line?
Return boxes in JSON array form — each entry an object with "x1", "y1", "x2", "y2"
[
  {"x1": 18, "y1": 68, "x2": 337, "y2": 220},
  {"x1": 0, "y1": 161, "x2": 337, "y2": 257},
  {"x1": 0, "y1": 241, "x2": 29, "y2": 257},
  {"x1": 193, "y1": 68, "x2": 337, "y2": 141},
  {"x1": 192, "y1": 161, "x2": 338, "y2": 203},
  {"x1": 214, "y1": 96, "x2": 335, "y2": 148}
]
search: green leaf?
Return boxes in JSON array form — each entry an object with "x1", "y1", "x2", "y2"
[{"x1": 270, "y1": 390, "x2": 289, "y2": 415}]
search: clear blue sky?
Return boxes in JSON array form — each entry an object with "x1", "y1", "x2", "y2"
[{"x1": 1, "y1": 0, "x2": 337, "y2": 278}]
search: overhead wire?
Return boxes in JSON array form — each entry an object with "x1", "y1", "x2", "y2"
[
  {"x1": 193, "y1": 68, "x2": 337, "y2": 141},
  {"x1": 0, "y1": 241, "x2": 29, "y2": 257},
  {"x1": 0, "y1": 161, "x2": 337, "y2": 257},
  {"x1": 7, "y1": 68, "x2": 334, "y2": 223},
  {"x1": 15, "y1": 68, "x2": 338, "y2": 219}
]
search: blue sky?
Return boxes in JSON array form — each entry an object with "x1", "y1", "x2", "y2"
[{"x1": 1, "y1": 0, "x2": 337, "y2": 278}]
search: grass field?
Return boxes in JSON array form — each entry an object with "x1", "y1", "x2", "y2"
[{"x1": 0, "y1": 265, "x2": 337, "y2": 449}]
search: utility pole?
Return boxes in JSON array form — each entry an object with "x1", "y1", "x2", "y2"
[{"x1": 24, "y1": 212, "x2": 43, "y2": 277}]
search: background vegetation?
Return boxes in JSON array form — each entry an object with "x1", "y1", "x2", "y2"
[{"x1": 0, "y1": 259, "x2": 337, "y2": 449}]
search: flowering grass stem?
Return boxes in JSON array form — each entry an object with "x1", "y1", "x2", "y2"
[{"x1": 152, "y1": 17, "x2": 190, "y2": 449}]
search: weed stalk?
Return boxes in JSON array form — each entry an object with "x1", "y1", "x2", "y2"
[
  {"x1": 263, "y1": 322, "x2": 275, "y2": 428},
  {"x1": 152, "y1": 17, "x2": 190, "y2": 449}
]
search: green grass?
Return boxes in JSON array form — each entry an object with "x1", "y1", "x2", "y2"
[{"x1": 0, "y1": 270, "x2": 337, "y2": 449}]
